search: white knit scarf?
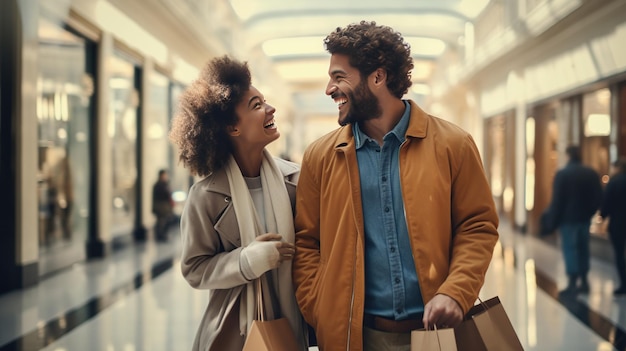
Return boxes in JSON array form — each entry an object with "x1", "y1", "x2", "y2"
[{"x1": 224, "y1": 149, "x2": 305, "y2": 347}]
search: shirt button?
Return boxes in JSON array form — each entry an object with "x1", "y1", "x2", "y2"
[
  {"x1": 384, "y1": 207, "x2": 390, "y2": 212},
  {"x1": 390, "y1": 247, "x2": 396, "y2": 253},
  {"x1": 395, "y1": 278, "x2": 401, "y2": 284},
  {"x1": 382, "y1": 176, "x2": 387, "y2": 182}
]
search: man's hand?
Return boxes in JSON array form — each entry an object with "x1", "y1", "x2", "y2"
[{"x1": 422, "y1": 294, "x2": 463, "y2": 329}]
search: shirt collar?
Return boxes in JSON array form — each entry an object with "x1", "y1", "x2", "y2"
[{"x1": 353, "y1": 100, "x2": 411, "y2": 149}]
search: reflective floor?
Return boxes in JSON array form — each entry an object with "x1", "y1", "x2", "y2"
[{"x1": 0, "y1": 223, "x2": 625, "y2": 351}]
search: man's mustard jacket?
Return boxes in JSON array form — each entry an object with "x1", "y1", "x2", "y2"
[{"x1": 293, "y1": 100, "x2": 499, "y2": 351}]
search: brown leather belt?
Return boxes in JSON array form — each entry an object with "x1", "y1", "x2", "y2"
[{"x1": 363, "y1": 313, "x2": 424, "y2": 333}]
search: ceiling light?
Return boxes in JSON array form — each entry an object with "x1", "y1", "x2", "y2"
[
  {"x1": 584, "y1": 114, "x2": 611, "y2": 137},
  {"x1": 262, "y1": 36, "x2": 446, "y2": 59},
  {"x1": 404, "y1": 37, "x2": 446, "y2": 57},
  {"x1": 262, "y1": 37, "x2": 325, "y2": 58},
  {"x1": 273, "y1": 60, "x2": 329, "y2": 82}
]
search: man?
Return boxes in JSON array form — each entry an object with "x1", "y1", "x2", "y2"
[
  {"x1": 600, "y1": 158, "x2": 626, "y2": 295},
  {"x1": 152, "y1": 169, "x2": 173, "y2": 242},
  {"x1": 293, "y1": 21, "x2": 499, "y2": 351},
  {"x1": 547, "y1": 145, "x2": 603, "y2": 295}
]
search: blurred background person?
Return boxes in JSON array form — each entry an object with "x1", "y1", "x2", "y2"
[
  {"x1": 152, "y1": 169, "x2": 173, "y2": 242},
  {"x1": 546, "y1": 145, "x2": 603, "y2": 295},
  {"x1": 600, "y1": 158, "x2": 626, "y2": 296}
]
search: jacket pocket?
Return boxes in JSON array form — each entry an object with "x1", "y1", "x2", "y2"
[{"x1": 311, "y1": 260, "x2": 328, "y2": 327}]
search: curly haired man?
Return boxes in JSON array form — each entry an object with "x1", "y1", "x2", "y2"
[{"x1": 292, "y1": 21, "x2": 499, "y2": 351}]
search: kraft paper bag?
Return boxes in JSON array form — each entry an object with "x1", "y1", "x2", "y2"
[
  {"x1": 411, "y1": 327, "x2": 458, "y2": 351},
  {"x1": 242, "y1": 279, "x2": 299, "y2": 351},
  {"x1": 589, "y1": 211, "x2": 609, "y2": 237},
  {"x1": 455, "y1": 296, "x2": 523, "y2": 351},
  {"x1": 242, "y1": 318, "x2": 300, "y2": 351}
]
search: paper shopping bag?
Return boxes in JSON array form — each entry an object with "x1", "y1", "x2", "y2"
[
  {"x1": 455, "y1": 296, "x2": 523, "y2": 351},
  {"x1": 411, "y1": 327, "x2": 458, "y2": 351},
  {"x1": 242, "y1": 279, "x2": 300, "y2": 351},
  {"x1": 589, "y1": 211, "x2": 609, "y2": 237},
  {"x1": 242, "y1": 318, "x2": 300, "y2": 351}
]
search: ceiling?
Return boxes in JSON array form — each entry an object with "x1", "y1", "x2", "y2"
[
  {"x1": 213, "y1": 0, "x2": 492, "y2": 143},
  {"x1": 226, "y1": 0, "x2": 490, "y2": 89}
]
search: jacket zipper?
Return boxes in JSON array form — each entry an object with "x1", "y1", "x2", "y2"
[
  {"x1": 341, "y1": 146, "x2": 358, "y2": 351},
  {"x1": 347, "y1": 249, "x2": 356, "y2": 351}
]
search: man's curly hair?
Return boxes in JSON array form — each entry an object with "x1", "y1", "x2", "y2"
[
  {"x1": 169, "y1": 56, "x2": 251, "y2": 177},
  {"x1": 324, "y1": 21, "x2": 413, "y2": 98}
]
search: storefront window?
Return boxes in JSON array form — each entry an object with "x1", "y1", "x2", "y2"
[
  {"x1": 485, "y1": 112, "x2": 516, "y2": 222},
  {"x1": 530, "y1": 103, "x2": 558, "y2": 236},
  {"x1": 146, "y1": 71, "x2": 170, "y2": 200},
  {"x1": 582, "y1": 88, "x2": 611, "y2": 180},
  {"x1": 169, "y1": 83, "x2": 191, "y2": 215},
  {"x1": 37, "y1": 19, "x2": 93, "y2": 250},
  {"x1": 109, "y1": 51, "x2": 139, "y2": 237}
]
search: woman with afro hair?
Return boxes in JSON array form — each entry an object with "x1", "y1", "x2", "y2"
[{"x1": 170, "y1": 56, "x2": 308, "y2": 351}]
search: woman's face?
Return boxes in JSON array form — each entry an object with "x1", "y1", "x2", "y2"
[{"x1": 231, "y1": 85, "x2": 280, "y2": 150}]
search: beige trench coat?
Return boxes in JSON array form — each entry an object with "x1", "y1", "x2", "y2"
[{"x1": 180, "y1": 158, "x2": 300, "y2": 351}]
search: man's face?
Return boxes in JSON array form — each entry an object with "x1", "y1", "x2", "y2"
[{"x1": 325, "y1": 54, "x2": 381, "y2": 126}]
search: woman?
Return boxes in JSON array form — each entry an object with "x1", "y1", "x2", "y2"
[{"x1": 169, "y1": 56, "x2": 307, "y2": 350}]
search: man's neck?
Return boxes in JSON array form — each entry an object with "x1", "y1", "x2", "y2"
[{"x1": 359, "y1": 99, "x2": 405, "y2": 145}]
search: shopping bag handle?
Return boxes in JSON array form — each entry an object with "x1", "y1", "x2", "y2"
[
  {"x1": 418, "y1": 324, "x2": 444, "y2": 350},
  {"x1": 255, "y1": 279, "x2": 266, "y2": 321},
  {"x1": 477, "y1": 297, "x2": 488, "y2": 311},
  {"x1": 474, "y1": 296, "x2": 496, "y2": 324},
  {"x1": 433, "y1": 324, "x2": 443, "y2": 351}
]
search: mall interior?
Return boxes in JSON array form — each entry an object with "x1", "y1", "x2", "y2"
[{"x1": 1, "y1": 0, "x2": 626, "y2": 350}]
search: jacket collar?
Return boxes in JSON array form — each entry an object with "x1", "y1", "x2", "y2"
[
  {"x1": 334, "y1": 99, "x2": 428, "y2": 151},
  {"x1": 199, "y1": 169, "x2": 230, "y2": 196}
]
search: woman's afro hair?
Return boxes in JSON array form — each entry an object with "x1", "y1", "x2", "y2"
[{"x1": 169, "y1": 56, "x2": 251, "y2": 177}]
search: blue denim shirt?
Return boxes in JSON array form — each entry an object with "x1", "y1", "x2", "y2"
[{"x1": 353, "y1": 101, "x2": 424, "y2": 320}]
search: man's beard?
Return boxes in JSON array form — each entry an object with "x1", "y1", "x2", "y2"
[{"x1": 340, "y1": 80, "x2": 382, "y2": 126}]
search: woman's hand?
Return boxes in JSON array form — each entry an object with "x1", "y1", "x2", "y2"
[
  {"x1": 256, "y1": 233, "x2": 296, "y2": 263},
  {"x1": 241, "y1": 233, "x2": 295, "y2": 279}
]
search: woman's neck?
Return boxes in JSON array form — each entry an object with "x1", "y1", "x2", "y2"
[{"x1": 232, "y1": 149, "x2": 264, "y2": 177}]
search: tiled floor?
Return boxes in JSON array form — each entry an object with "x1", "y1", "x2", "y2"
[{"x1": 1, "y1": 223, "x2": 625, "y2": 351}]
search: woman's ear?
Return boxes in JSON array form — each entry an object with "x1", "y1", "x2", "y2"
[{"x1": 227, "y1": 125, "x2": 240, "y2": 136}]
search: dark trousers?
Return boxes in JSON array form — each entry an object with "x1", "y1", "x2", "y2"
[
  {"x1": 559, "y1": 222, "x2": 590, "y2": 277},
  {"x1": 610, "y1": 231, "x2": 626, "y2": 287},
  {"x1": 155, "y1": 215, "x2": 170, "y2": 240}
]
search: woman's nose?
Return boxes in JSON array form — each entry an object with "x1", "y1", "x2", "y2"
[{"x1": 266, "y1": 103, "x2": 276, "y2": 114}]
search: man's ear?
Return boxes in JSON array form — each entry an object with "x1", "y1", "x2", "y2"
[
  {"x1": 227, "y1": 125, "x2": 240, "y2": 136},
  {"x1": 373, "y1": 68, "x2": 386, "y2": 85}
]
